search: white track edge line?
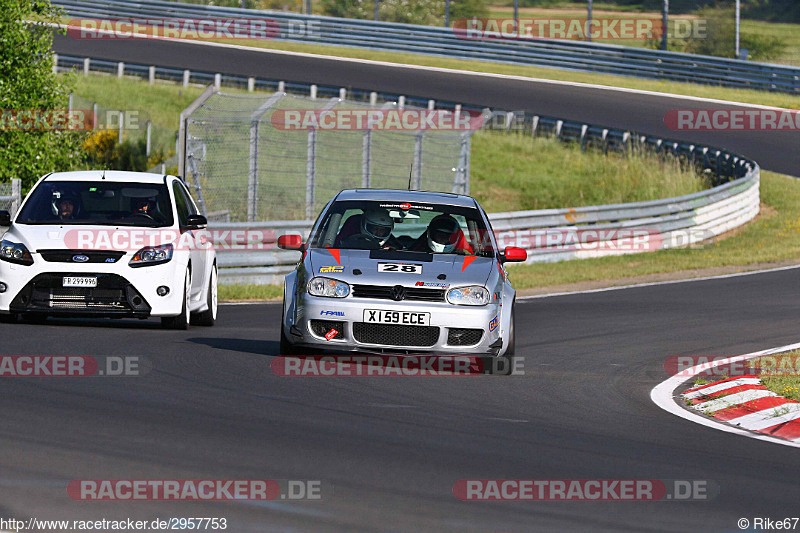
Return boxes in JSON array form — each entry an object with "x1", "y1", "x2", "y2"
[
  {"x1": 651, "y1": 341, "x2": 800, "y2": 448},
  {"x1": 48, "y1": 22, "x2": 798, "y2": 112},
  {"x1": 518, "y1": 263, "x2": 800, "y2": 301}
]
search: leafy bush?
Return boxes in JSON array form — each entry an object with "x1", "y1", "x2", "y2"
[
  {"x1": 0, "y1": 0, "x2": 86, "y2": 190},
  {"x1": 82, "y1": 130, "x2": 170, "y2": 172}
]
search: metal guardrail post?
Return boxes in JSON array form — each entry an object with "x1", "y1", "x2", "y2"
[
  {"x1": 11, "y1": 179, "x2": 21, "y2": 216},
  {"x1": 362, "y1": 129, "x2": 372, "y2": 188},
  {"x1": 412, "y1": 132, "x2": 423, "y2": 190},
  {"x1": 186, "y1": 154, "x2": 207, "y2": 216}
]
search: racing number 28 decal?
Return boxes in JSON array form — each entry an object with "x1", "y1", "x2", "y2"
[{"x1": 378, "y1": 263, "x2": 422, "y2": 274}]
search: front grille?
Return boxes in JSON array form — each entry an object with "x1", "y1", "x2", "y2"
[
  {"x1": 310, "y1": 320, "x2": 345, "y2": 339},
  {"x1": 353, "y1": 322, "x2": 440, "y2": 347},
  {"x1": 352, "y1": 285, "x2": 445, "y2": 302},
  {"x1": 10, "y1": 273, "x2": 150, "y2": 314},
  {"x1": 447, "y1": 328, "x2": 483, "y2": 346},
  {"x1": 38, "y1": 250, "x2": 126, "y2": 263},
  {"x1": 34, "y1": 287, "x2": 128, "y2": 310}
]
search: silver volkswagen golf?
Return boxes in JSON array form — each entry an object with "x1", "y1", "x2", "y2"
[{"x1": 278, "y1": 189, "x2": 526, "y2": 361}]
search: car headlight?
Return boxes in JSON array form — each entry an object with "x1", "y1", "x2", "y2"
[
  {"x1": 308, "y1": 277, "x2": 350, "y2": 298},
  {"x1": 447, "y1": 286, "x2": 489, "y2": 306},
  {"x1": 0, "y1": 240, "x2": 33, "y2": 266},
  {"x1": 129, "y1": 243, "x2": 173, "y2": 267}
]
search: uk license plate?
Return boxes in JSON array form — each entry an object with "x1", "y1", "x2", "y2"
[
  {"x1": 63, "y1": 276, "x2": 97, "y2": 287},
  {"x1": 363, "y1": 309, "x2": 430, "y2": 326}
]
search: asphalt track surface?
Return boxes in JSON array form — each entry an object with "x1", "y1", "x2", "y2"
[
  {"x1": 52, "y1": 34, "x2": 800, "y2": 176},
  {"x1": 3, "y1": 267, "x2": 800, "y2": 531}
]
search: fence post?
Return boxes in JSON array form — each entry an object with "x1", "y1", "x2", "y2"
[
  {"x1": 339, "y1": 88, "x2": 346, "y2": 99},
  {"x1": 278, "y1": 81, "x2": 285, "y2": 92},
  {"x1": 427, "y1": 99, "x2": 435, "y2": 110},
  {"x1": 214, "y1": 73, "x2": 221, "y2": 89},
  {"x1": 149, "y1": 66, "x2": 155, "y2": 85},
  {"x1": 92, "y1": 102, "x2": 98, "y2": 130},
  {"x1": 183, "y1": 69, "x2": 190, "y2": 87},
  {"x1": 118, "y1": 111, "x2": 124, "y2": 143},
  {"x1": 248, "y1": 120, "x2": 259, "y2": 222},
  {"x1": 146, "y1": 121, "x2": 152, "y2": 157},
  {"x1": 306, "y1": 128, "x2": 317, "y2": 219},
  {"x1": 246, "y1": 92, "x2": 285, "y2": 222},
  {"x1": 247, "y1": 77, "x2": 255, "y2": 92},
  {"x1": 117, "y1": 62, "x2": 124, "y2": 78},
  {"x1": 362, "y1": 129, "x2": 372, "y2": 188},
  {"x1": 53, "y1": 54, "x2": 58, "y2": 75},
  {"x1": 68, "y1": 93, "x2": 73, "y2": 113},
  {"x1": 453, "y1": 134, "x2": 471, "y2": 194},
  {"x1": 83, "y1": 58, "x2": 90, "y2": 76},
  {"x1": 10, "y1": 179, "x2": 21, "y2": 216},
  {"x1": 370, "y1": 92, "x2": 378, "y2": 105},
  {"x1": 398, "y1": 96, "x2": 405, "y2": 109},
  {"x1": 178, "y1": 85, "x2": 218, "y2": 179},
  {"x1": 412, "y1": 132, "x2": 423, "y2": 190},
  {"x1": 310, "y1": 84, "x2": 317, "y2": 99}
]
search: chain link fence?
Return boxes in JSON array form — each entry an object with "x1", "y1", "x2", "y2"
[{"x1": 181, "y1": 91, "x2": 479, "y2": 223}]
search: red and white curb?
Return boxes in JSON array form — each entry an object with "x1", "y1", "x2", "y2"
[
  {"x1": 683, "y1": 376, "x2": 800, "y2": 442},
  {"x1": 651, "y1": 342, "x2": 800, "y2": 448}
]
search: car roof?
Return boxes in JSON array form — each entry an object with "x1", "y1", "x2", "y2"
[
  {"x1": 43, "y1": 171, "x2": 172, "y2": 184},
  {"x1": 334, "y1": 189, "x2": 477, "y2": 208}
]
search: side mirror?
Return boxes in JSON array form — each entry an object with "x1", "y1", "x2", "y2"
[
  {"x1": 502, "y1": 246, "x2": 527, "y2": 263},
  {"x1": 278, "y1": 234, "x2": 304, "y2": 251},
  {"x1": 0, "y1": 211, "x2": 10, "y2": 226},
  {"x1": 185, "y1": 214, "x2": 207, "y2": 229}
]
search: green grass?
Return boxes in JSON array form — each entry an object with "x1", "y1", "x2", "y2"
[
  {"x1": 470, "y1": 131, "x2": 707, "y2": 212},
  {"x1": 219, "y1": 283, "x2": 284, "y2": 300},
  {"x1": 756, "y1": 349, "x2": 800, "y2": 402},
  {"x1": 740, "y1": 19, "x2": 800, "y2": 66}
]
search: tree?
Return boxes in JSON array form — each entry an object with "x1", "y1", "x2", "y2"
[{"x1": 0, "y1": 0, "x2": 85, "y2": 190}]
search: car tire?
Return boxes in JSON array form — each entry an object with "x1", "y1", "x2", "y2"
[
  {"x1": 191, "y1": 265, "x2": 217, "y2": 327},
  {"x1": 279, "y1": 301, "x2": 301, "y2": 355},
  {"x1": 161, "y1": 269, "x2": 190, "y2": 330}
]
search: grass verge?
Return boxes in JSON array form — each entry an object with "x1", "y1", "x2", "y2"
[
  {"x1": 219, "y1": 282, "x2": 284, "y2": 301},
  {"x1": 470, "y1": 131, "x2": 707, "y2": 212},
  {"x1": 760, "y1": 350, "x2": 800, "y2": 402}
]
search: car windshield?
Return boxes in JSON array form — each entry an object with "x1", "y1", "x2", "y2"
[
  {"x1": 310, "y1": 200, "x2": 495, "y2": 257},
  {"x1": 15, "y1": 181, "x2": 174, "y2": 227}
]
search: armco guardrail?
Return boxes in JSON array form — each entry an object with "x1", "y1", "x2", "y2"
[{"x1": 53, "y1": 0, "x2": 800, "y2": 93}]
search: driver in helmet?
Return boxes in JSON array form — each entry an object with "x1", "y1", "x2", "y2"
[
  {"x1": 413, "y1": 214, "x2": 469, "y2": 254},
  {"x1": 360, "y1": 207, "x2": 399, "y2": 249}
]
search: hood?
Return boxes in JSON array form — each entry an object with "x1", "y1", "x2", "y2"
[
  {"x1": 308, "y1": 248, "x2": 494, "y2": 287},
  {"x1": 4, "y1": 224, "x2": 178, "y2": 254}
]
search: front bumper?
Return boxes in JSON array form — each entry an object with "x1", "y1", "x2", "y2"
[
  {"x1": 287, "y1": 294, "x2": 504, "y2": 355},
  {"x1": 0, "y1": 257, "x2": 187, "y2": 317}
]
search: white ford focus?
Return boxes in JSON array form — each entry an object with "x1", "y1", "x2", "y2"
[{"x1": 0, "y1": 171, "x2": 217, "y2": 328}]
